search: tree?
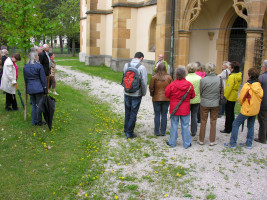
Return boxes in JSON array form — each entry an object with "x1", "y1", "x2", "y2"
[
  {"x1": 57, "y1": 0, "x2": 80, "y2": 56},
  {"x1": 0, "y1": 0, "x2": 45, "y2": 120}
]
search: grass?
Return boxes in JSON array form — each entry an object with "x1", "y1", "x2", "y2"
[
  {"x1": 0, "y1": 60, "x2": 124, "y2": 199},
  {"x1": 55, "y1": 57, "x2": 152, "y2": 85}
]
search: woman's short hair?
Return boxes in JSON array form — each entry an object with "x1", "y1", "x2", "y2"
[
  {"x1": 223, "y1": 61, "x2": 231, "y2": 69},
  {"x1": 230, "y1": 61, "x2": 240, "y2": 72},
  {"x1": 175, "y1": 66, "x2": 187, "y2": 80},
  {"x1": 29, "y1": 51, "x2": 38, "y2": 64},
  {"x1": 186, "y1": 62, "x2": 197, "y2": 73},
  {"x1": 12, "y1": 53, "x2": 21, "y2": 61},
  {"x1": 205, "y1": 62, "x2": 216, "y2": 74},
  {"x1": 248, "y1": 68, "x2": 260, "y2": 80},
  {"x1": 263, "y1": 60, "x2": 267, "y2": 68}
]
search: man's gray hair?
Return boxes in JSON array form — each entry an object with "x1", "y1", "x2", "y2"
[
  {"x1": 175, "y1": 66, "x2": 187, "y2": 80},
  {"x1": 29, "y1": 51, "x2": 38, "y2": 64},
  {"x1": 186, "y1": 62, "x2": 198, "y2": 73},
  {"x1": 205, "y1": 62, "x2": 216, "y2": 74},
  {"x1": 2, "y1": 49, "x2": 8, "y2": 55},
  {"x1": 263, "y1": 60, "x2": 267, "y2": 68}
]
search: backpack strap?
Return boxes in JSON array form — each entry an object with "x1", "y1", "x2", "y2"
[{"x1": 127, "y1": 62, "x2": 142, "y2": 69}]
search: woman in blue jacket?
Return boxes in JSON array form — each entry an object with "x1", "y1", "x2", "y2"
[{"x1": 23, "y1": 52, "x2": 47, "y2": 126}]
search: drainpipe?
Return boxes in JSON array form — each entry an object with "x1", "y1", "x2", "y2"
[{"x1": 170, "y1": 0, "x2": 175, "y2": 79}]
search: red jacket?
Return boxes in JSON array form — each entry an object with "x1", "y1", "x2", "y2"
[{"x1": 165, "y1": 79, "x2": 195, "y2": 116}]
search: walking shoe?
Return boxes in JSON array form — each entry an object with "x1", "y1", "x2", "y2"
[
  {"x1": 185, "y1": 143, "x2": 192, "y2": 149},
  {"x1": 217, "y1": 115, "x2": 222, "y2": 118},
  {"x1": 126, "y1": 133, "x2": 137, "y2": 139},
  {"x1": 209, "y1": 142, "x2": 217, "y2": 146},
  {"x1": 254, "y1": 138, "x2": 266, "y2": 144},
  {"x1": 220, "y1": 130, "x2": 231, "y2": 134},
  {"x1": 224, "y1": 143, "x2": 236, "y2": 149},
  {"x1": 166, "y1": 141, "x2": 174, "y2": 147},
  {"x1": 198, "y1": 140, "x2": 204, "y2": 145},
  {"x1": 239, "y1": 143, "x2": 252, "y2": 149},
  {"x1": 53, "y1": 92, "x2": 59, "y2": 95}
]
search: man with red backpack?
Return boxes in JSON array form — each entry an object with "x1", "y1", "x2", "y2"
[{"x1": 122, "y1": 52, "x2": 147, "y2": 139}]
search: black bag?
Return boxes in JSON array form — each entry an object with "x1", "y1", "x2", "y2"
[{"x1": 219, "y1": 77, "x2": 227, "y2": 105}]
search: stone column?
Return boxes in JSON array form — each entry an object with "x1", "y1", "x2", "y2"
[
  {"x1": 155, "y1": 0, "x2": 172, "y2": 62},
  {"x1": 174, "y1": 31, "x2": 191, "y2": 68},
  {"x1": 111, "y1": 6, "x2": 131, "y2": 71},
  {"x1": 243, "y1": 29, "x2": 263, "y2": 82}
]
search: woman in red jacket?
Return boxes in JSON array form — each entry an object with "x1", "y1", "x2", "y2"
[{"x1": 165, "y1": 66, "x2": 195, "y2": 148}]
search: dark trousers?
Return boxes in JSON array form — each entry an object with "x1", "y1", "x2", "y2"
[
  {"x1": 258, "y1": 109, "x2": 267, "y2": 144},
  {"x1": 124, "y1": 95, "x2": 142, "y2": 137},
  {"x1": 225, "y1": 100, "x2": 236, "y2": 132},
  {"x1": 152, "y1": 101, "x2": 170, "y2": 135},
  {"x1": 190, "y1": 103, "x2": 199, "y2": 136},
  {"x1": 6, "y1": 93, "x2": 18, "y2": 110}
]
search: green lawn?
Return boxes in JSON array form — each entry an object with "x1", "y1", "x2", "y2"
[
  {"x1": 0, "y1": 59, "x2": 124, "y2": 199},
  {"x1": 55, "y1": 57, "x2": 152, "y2": 85}
]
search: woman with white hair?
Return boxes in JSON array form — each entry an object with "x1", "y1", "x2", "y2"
[
  {"x1": 165, "y1": 66, "x2": 195, "y2": 148},
  {"x1": 23, "y1": 51, "x2": 48, "y2": 126},
  {"x1": 198, "y1": 62, "x2": 220, "y2": 146},
  {"x1": 218, "y1": 61, "x2": 231, "y2": 117},
  {"x1": 185, "y1": 62, "x2": 201, "y2": 137}
]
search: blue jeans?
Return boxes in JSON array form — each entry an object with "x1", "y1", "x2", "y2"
[
  {"x1": 230, "y1": 113, "x2": 256, "y2": 147},
  {"x1": 153, "y1": 101, "x2": 170, "y2": 135},
  {"x1": 169, "y1": 114, "x2": 191, "y2": 148},
  {"x1": 190, "y1": 103, "x2": 199, "y2": 136},
  {"x1": 30, "y1": 93, "x2": 43, "y2": 125},
  {"x1": 124, "y1": 95, "x2": 142, "y2": 137}
]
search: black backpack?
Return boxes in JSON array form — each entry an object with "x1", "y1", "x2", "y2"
[{"x1": 122, "y1": 62, "x2": 141, "y2": 93}]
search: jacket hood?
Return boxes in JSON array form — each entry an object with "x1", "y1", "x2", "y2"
[
  {"x1": 248, "y1": 82, "x2": 263, "y2": 98},
  {"x1": 173, "y1": 79, "x2": 190, "y2": 91},
  {"x1": 131, "y1": 58, "x2": 142, "y2": 65}
]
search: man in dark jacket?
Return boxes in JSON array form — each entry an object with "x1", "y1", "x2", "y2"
[
  {"x1": 23, "y1": 51, "x2": 47, "y2": 126},
  {"x1": 39, "y1": 44, "x2": 51, "y2": 88},
  {"x1": 1, "y1": 49, "x2": 8, "y2": 67},
  {"x1": 255, "y1": 60, "x2": 267, "y2": 144}
]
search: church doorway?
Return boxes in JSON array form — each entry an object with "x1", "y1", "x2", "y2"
[{"x1": 228, "y1": 16, "x2": 247, "y2": 75}]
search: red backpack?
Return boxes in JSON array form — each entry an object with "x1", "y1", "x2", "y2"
[{"x1": 122, "y1": 62, "x2": 142, "y2": 93}]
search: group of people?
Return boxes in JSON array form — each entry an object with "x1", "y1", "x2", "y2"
[
  {"x1": 0, "y1": 44, "x2": 58, "y2": 126},
  {"x1": 123, "y1": 52, "x2": 267, "y2": 150}
]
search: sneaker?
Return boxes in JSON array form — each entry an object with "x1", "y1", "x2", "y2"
[
  {"x1": 198, "y1": 141, "x2": 204, "y2": 145},
  {"x1": 48, "y1": 90, "x2": 52, "y2": 93},
  {"x1": 224, "y1": 143, "x2": 236, "y2": 149},
  {"x1": 239, "y1": 143, "x2": 252, "y2": 149},
  {"x1": 53, "y1": 92, "x2": 59, "y2": 95}
]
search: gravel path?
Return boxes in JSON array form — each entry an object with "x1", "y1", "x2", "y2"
[{"x1": 57, "y1": 65, "x2": 267, "y2": 200}]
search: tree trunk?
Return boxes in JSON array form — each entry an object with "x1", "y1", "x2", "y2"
[
  {"x1": 43, "y1": 36, "x2": 45, "y2": 45},
  {"x1": 72, "y1": 37, "x2": 75, "y2": 56},
  {"x1": 59, "y1": 35, "x2": 63, "y2": 54},
  {"x1": 50, "y1": 35, "x2": 53, "y2": 48}
]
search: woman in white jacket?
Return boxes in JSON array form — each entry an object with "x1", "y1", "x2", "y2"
[
  {"x1": 0, "y1": 53, "x2": 21, "y2": 111},
  {"x1": 218, "y1": 61, "x2": 231, "y2": 117}
]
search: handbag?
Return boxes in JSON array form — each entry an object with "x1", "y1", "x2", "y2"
[{"x1": 219, "y1": 77, "x2": 227, "y2": 105}]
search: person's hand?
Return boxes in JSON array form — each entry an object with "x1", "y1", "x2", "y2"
[
  {"x1": 12, "y1": 83, "x2": 17, "y2": 87},
  {"x1": 44, "y1": 88, "x2": 48, "y2": 95}
]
